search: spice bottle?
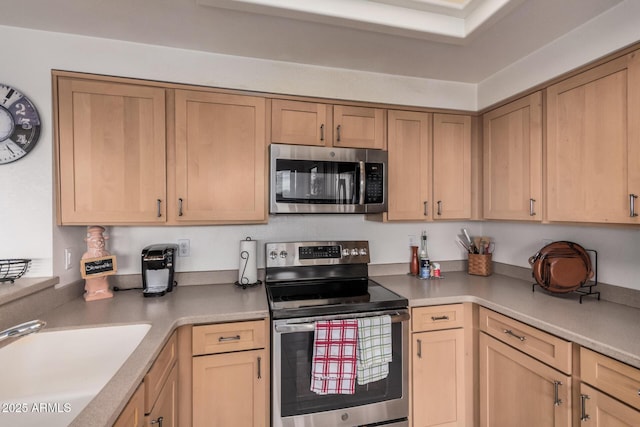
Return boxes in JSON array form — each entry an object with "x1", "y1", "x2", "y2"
[{"x1": 419, "y1": 231, "x2": 430, "y2": 279}]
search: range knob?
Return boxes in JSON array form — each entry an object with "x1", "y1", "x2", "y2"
[
  {"x1": 342, "y1": 248, "x2": 351, "y2": 257},
  {"x1": 350, "y1": 248, "x2": 359, "y2": 256},
  {"x1": 359, "y1": 248, "x2": 368, "y2": 256},
  {"x1": 269, "y1": 250, "x2": 278, "y2": 260},
  {"x1": 279, "y1": 250, "x2": 288, "y2": 259}
]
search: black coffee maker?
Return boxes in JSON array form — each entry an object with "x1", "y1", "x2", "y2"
[{"x1": 141, "y1": 244, "x2": 178, "y2": 297}]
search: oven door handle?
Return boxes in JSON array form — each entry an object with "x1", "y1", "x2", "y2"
[{"x1": 274, "y1": 311, "x2": 410, "y2": 333}]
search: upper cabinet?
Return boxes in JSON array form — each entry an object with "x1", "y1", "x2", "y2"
[
  {"x1": 172, "y1": 90, "x2": 267, "y2": 223},
  {"x1": 56, "y1": 77, "x2": 167, "y2": 225},
  {"x1": 433, "y1": 113, "x2": 472, "y2": 220},
  {"x1": 546, "y1": 50, "x2": 640, "y2": 224},
  {"x1": 387, "y1": 110, "x2": 432, "y2": 221},
  {"x1": 54, "y1": 73, "x2": 267, "y2": 225},
  {"x1": 482, "y1": 92, "x2": 542, "y2": 221},
  {"x1": 271, "y1": 99, "x2": 386, "y2": 149},
  {"x1": 386, "y1": 110, "x2": 473, "y2": 221}
]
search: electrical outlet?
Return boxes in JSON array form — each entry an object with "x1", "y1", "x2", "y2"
[
  {"x1": 178, "y1": 239, "x2": 190, "y2": 257},
  {"x1": 64, "y1": 248, "x2": 73, "y2": 270}
]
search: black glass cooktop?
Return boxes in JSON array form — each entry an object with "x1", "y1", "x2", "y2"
[{"x1": 266, "y1": 278, "x2": 408, "y2": 319}]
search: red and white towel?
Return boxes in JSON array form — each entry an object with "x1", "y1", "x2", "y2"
[{"x1": 310, "y1": 319, "x2": 358, "y2": 395}]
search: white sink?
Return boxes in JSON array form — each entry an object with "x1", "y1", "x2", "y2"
[{"x1": 0, "y1": 323, "x2": 151, "y2": 427}]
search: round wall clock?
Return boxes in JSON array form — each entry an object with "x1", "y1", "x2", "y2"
[{"x1": 0, "y1": 83, "x2": 41, "y2": 164}]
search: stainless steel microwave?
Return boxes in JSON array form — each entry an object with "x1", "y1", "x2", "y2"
[{"x1": 270, "y1": 144, "x2": 387, "y2": 214}]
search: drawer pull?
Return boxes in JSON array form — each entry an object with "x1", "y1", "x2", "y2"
[
  {"x1": 218, "y1": 335, "x2": 241, "y2": 342},
  {"x1": 580, "y1": 394, "x2": 590, "y2": 421},
  {"x1": 503, "y1": 329, "x2": 526, "y2": 342},
  {"x1": 431, "y1": 315, "x2": 449, "y2": 321},
  {"x1": 553, "y1": 380, "x2": 563, "y2": 406}
]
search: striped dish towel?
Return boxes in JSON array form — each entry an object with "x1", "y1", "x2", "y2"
[
  {"x1": 357, "y1": 315, "x2": 392, "y2": 385},
  {"x1": 310, "y1": 319, "x2": 358, "y2": 395}
]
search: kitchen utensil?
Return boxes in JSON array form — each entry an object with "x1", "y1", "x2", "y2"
[{"x1": 529, "y1": 241, "x2": 593, "y2": 294}]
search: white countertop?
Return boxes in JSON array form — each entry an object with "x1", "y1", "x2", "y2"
[{"x1": 20, "y1": 271, "x2": 640, "y2": 427}]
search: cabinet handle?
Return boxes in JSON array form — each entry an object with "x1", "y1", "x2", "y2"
[
  {"x1": 431, "y1": 315, "x2": 449, "y2": 321},
  {"x1": 580, "y1": 393, "x2": 591, "y2": 421},
  {"x1": 417, "y1": 338, "x2": 422, "y2": 359},
  {"x1": 529, "y1": 198, "x2": 536, "y2": 216},
  {"x1": 151, "y1": 416, "x2": 164, "y2": 427},
  {"x1": 178, "y1": 198, "x2": 184, "y2": 217},
  {"x1": 336, "y1": 124, "x2": 341, "y2": 142},
  {"x1": 437, "y1": 201, "x2": 442, "y2": 216},
  {"x1": 320, "y1": 124, "x2": 325, "y2": 141},
  {"x1": 630, "y1": 194, "x2": 638, "y2": 217},
  {"x1": 218, "y1": 334, "x2": 241, "y2": 342},
  {"x1": 258, "y1": 356, "x2": 262, "y2": 379},
  {"x1": 503, "y1": 329, "x2": 526, "y2": 342},
  {"x1": 553, "y1": 381, "x2": 563, "y2": 406},
  {"x1": 423, "y1": 201, "x2": 429, "y2": 217},
  {"x1": 156, "y1": 199, "x2": 162, "y2": 218}
]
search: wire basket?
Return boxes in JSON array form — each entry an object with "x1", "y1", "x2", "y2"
[{"x1": 0, "y1": 259, "x2": 32, "y2": 283}]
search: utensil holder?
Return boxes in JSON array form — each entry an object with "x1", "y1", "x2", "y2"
[{"x1": 468, "y1": 253, "x2": 492, "y2": 276}]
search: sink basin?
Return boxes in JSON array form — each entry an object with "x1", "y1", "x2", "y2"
[{"x1": 0, "y1": 323, "x2": 151, "y2": 427}]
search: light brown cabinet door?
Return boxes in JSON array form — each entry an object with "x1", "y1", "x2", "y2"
[
  {"x1": 546, "y1": 50, "x2": 640, "y2": 224},
  {"x1": 146, "y1": 364, "x2": 178, "y2": 427},
  {"x1": 192, "y1": 349, "x2": 267, "y2": 427},
  {"x1": 271, "y1": 99, "x2": 331, "y2": 146},
  {"x1": 173, "y1": 90, "x2": 267, "y2": 223},
  {"x1": 433, "y1": 114, "x2": 472, "y2": 220},
  {"x1": 114, "y1": 383, "x2": 145, "y2": 427},
  {"x1": 580, "y1": 383, "x2": 640, "y2": 427},
  {"x1": 56, "y1": 78, "x2": 167, "y2": 224},
  {"x1": 479, "y1": 333, "x2": 571, "y2": 427},
  {"x1": 387, "y1": 110, "x2": 432, "y2": 221},
  {"x1": 333, "y1": 105, "x2": 386, "y2": 149},
  {"x1": 482, "y1": 92, "x2": 542, "y2": 221},
  {"x1": 412, "y1": 329, "x2": 466, "y2": 427}
]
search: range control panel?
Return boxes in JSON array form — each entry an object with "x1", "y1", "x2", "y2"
[{"x1": 265, "y1": 241, "x2": 370, "y2": 268}]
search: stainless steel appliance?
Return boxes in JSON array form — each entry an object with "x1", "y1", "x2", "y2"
[
  {"x1": 270, "y1": 144, "x2": 387, "y2": 214},
  {"x1": 141, "y1": 244, "x2": 178, "y2": 297},
  {"x1": 265, "y1": 241, "x2": 409, "y2": 427}
]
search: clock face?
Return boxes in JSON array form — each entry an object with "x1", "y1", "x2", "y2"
[{"x1": 0, "y1": 84, "x2": 41, "y2": 164}]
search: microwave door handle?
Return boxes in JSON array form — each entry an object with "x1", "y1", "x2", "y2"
[{"x1": 359, "y1": 161, "x2": 366, "y2": 205}]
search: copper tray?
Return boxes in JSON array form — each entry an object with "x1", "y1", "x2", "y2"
[{"x1": 528, "y1": 241, "x2": 593, "y2": 294}]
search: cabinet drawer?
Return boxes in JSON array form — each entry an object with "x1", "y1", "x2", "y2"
[
  {"x1": 412, "y1": 304, "x2": 464, "y2": 332},
  {"x1": 113, "y1": 383, "x2": 145, "y2": 427},
  {"x1": 145, "y1": 331, "x2": 177, "y2": 413},
  {"x1": 192, "y1": 319, "x2": 266, "y2": 356},
  {"x1": 581, "y1": 347, "x2": 640, "y2": 410},
  {"x1": 479, "y1": 307, "x2": 572, "y2": 374}
]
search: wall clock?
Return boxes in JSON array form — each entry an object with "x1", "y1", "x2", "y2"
[{"x1": 0, "y1": 83, "x2": 41, "y2": 164}]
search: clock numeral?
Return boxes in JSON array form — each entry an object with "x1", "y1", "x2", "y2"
[
  {"x1": 16, "y1": 134, "x2": 27, "y2": 144},
  {"x1": 19, "y1": 118, "x2": 32, "y2": 130},
  {"x1": 15, "y1": 103, "x2": 26, "y2": 115}
]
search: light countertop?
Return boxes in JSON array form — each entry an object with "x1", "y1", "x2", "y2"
[{"x1": 22, "y1": 271, "x2": 640, "y2": 427}]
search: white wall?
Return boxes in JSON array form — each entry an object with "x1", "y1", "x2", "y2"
[
  {"x1": 478, "y1": 0, "x2": 640, "y2": 109},
  {"x1": 1, "y1": 13, "x2": 640, "y2": 292}
]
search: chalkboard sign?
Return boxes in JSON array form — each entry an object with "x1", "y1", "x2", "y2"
[{"x1": 81, "y1": 256, "x2": 117, "y2": 279}]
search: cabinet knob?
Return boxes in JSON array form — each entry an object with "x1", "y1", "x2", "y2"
[{"x1": 151, "y1": 416, "x2": 164, "y2": 427}]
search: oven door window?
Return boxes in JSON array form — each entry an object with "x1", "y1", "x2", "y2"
[
  {"x1": 278, "y1": 322, "x2": 403, "y2": 417},
  {"x1": 275, "y1": 159, "x2": 360, "y2": 205}
]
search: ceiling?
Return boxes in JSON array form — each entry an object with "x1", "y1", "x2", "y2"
[{"x1": 0, "y1": 0, "x2": 624, "y2": 83}]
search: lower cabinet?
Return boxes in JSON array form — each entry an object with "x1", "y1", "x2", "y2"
[
  {"x1": 191, "y1": 319, "x2": 269, "y2": 427},
  {"x1": 479, "y1": 307, "x2": 572, "y2": 427},
  {"x1": 580, "y1": 347, "x2": 640, "y2": 426},
  {"x1": 114, "y1": 331, "x2": 178, "y2": 427},
  {"x1": 411, "y1": 304, "x2": 471, "y2": 427}
]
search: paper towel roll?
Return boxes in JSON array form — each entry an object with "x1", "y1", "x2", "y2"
[{"x1": 238, "y1": 238, "x2": 258, "y2": 285}]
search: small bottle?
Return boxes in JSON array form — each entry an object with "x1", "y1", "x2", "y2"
[
  {"x1": 410, "y1": 246, "x2": 419, "y2": 276},
  {"x1": 419, "y1": 231, "x2": 430, "y2": 279}
]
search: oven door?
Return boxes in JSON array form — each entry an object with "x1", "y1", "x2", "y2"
[{"x1": 272, "y1": 309, "x2": 409, "y2": 427}]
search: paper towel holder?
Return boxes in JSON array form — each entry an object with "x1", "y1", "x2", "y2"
[{"x1": 235, "y1": 237, "x2": 262, "y2": 289}]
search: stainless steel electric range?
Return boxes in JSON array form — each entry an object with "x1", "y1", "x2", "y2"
[{"x1": 265, "y1": 240, "x2": 409, "y2": 427}]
